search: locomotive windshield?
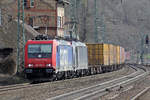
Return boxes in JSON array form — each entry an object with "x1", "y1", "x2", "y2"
[{"x1": 28, "y1": 44, "x2": 52, "y2": 58}]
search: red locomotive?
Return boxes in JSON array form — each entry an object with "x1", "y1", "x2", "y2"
[{"x1": 24, "y1": 35, "x2": 88, "y2": 79}]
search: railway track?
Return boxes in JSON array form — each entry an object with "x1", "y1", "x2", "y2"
[
  {"x1": 0, "y1": 64, "x2": 143, "y2": 98},
  {"x1": 0, "y1": 81, "x2": 51, "y2": 95},
  {"x1": 48, "y1": 64, "x2": 149, "y2": 100},
  {"x1": 131, "y1": 86, "x2": 150, "y2": 100}
]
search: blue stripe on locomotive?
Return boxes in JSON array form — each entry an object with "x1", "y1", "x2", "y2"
[
  {"x1": 56, "y1": 46, "x2": 60, "y2": 67},
  {"x1": 56, "y1": 45, "x2": 73, "y2": 71}
]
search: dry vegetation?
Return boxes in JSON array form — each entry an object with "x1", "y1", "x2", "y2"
[
  {"x1": 0, "y1": 0, "x2": 35, "y2": 75},
  {"x1": 0, "y1": 0, "x2": 150, "y2": 75},
  {"x1": 77, "y1": 0, "x2": 150, "y2": 52}
]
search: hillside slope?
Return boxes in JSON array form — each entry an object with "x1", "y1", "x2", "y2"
[{"x1": 77, "y1": 0, "x2": 150, "y2": 52}]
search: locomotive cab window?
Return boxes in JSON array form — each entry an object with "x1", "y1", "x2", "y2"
[{"x1": 28, "y1": 44, "x2": 52, "y2": 58}]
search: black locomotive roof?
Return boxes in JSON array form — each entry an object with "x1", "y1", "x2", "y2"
[{"x1": 31, "y1": 35, "x2": 81, "y2": 42}]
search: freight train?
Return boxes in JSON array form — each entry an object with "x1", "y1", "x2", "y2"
[{"x1": 24, "y1": 35, "x2": 125, "y2": 79}]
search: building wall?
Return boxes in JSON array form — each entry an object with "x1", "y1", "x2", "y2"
[
  {"x1": 3, "y1": 0, "x2": 65, "y2": 37},
  {"x1": 57, "y1": 4, "x2": 65, "y2": 37}
]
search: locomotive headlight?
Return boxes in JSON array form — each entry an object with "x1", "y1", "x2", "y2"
[
  {"x1": 46, "y1": 64, "x2": 51, "y2": 67},
  {"x1": 28, "y1": 64, "x2": 33, "y2": 67}
]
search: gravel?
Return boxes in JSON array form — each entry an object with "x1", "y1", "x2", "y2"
[
  {"x1": 138, "y1": 88, "x2": 150, "y2": 100},
  {"x1": 100, "y1": 66, "x2": 150, "y2": 100},
  {"x1": 0, "y1": 65, "x2": 135, "y2": 100}
]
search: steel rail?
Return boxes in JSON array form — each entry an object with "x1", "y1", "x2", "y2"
[
  {"x1": 131, "y1": 86, "x2": 150, "y2": 100},
  {"x1": 0, "y1": 83, "x2": 29, "y2": 90},
  {"x1": 0, "y1": 64, "x2": 139, "y2": 96},
  {"x1": 0, "y1": 82, "x2": 50, "y2": 95},
  {"x1": 76, "y1": 72, "x2": 149, "y2": 100},
  {"x1": 48, "y1": 65, "x2": 144, "y2": 100}
]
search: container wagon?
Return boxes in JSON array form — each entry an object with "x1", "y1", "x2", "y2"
[
  {"x1": 87, "y1": 43, "x2": 110, "y2": 74},
  {"x1": 86, "y1": 43, "x2": 125, "y2": 73}
]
